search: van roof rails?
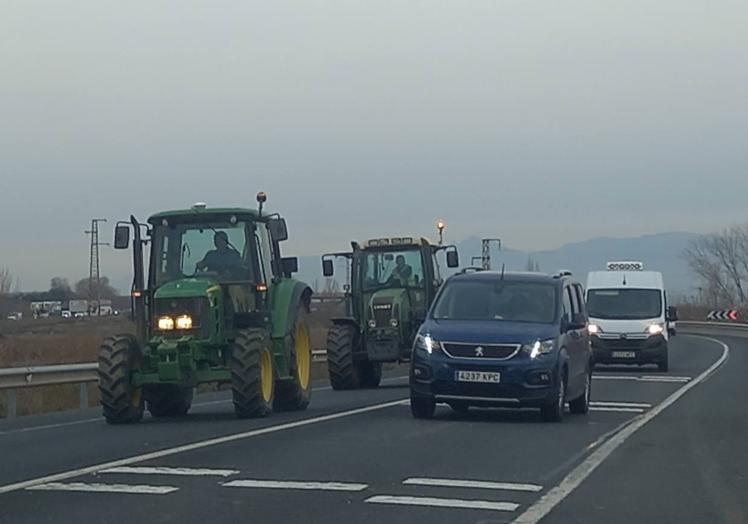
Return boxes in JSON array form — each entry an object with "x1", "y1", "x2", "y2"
[{"x1": 458, "y1": 267, "x2": 485, "y2": 275}]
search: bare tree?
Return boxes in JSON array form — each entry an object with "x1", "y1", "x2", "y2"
[
  {"x1": 0, "y1": 267, "x2": 14, "y2": 295},
  {"x1": 684, "y1": 225, "x2": 748, "y2": 307}
]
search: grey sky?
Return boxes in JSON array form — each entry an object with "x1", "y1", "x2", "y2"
[{"x1": 1, "y1": 0, "x2": 747, "y2": 291}]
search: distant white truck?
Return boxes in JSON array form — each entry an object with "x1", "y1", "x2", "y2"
[
  {"x1": 586, "y1": 261, "x2": 677, "y2": 372},
  {"x1": 68, "y1": 299, "x2": 88, "y2": 317}
]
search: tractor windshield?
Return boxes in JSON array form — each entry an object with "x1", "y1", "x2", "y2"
[
  {"x1": 151, "y1": 220, "x2": 257, "y2": 286},
  {"x1": 361, "y1": 248, "x2": 425, "y2": 291}
]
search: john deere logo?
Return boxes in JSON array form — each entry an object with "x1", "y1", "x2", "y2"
[{"x1": 475, "y1": 346, "x2": 484, "y2": 357}]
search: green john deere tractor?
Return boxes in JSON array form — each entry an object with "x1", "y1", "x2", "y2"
[
  {"x1": 321, "y1": 235, "x2": 459, "y2": 389},
  {"x1": 99, "y1": 193, "x2": 313, "y2": 423}
]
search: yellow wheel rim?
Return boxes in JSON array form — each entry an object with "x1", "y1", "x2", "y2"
[
  {"x1": 131, "y1": 387, "x2": 142, "y2": 408},
  {"x1": 260, "y1": 349, "x2": 273, "y2": 403},
  {"x1": 295, "y1": 321, "x2": 311, "y2": 390}
]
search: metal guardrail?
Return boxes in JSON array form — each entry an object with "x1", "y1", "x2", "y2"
[
  {"x1": 677, "y1": 320, "x2": 748, "y2": 330},
  {"x1": 0, "y1": 352, "x2": 329, "y2": 419}
]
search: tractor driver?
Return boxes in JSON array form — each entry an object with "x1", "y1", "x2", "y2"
[
  {"x1": 196, "y1": 231, "x2": 243, "y2": 275},
  {"x1": 388, "y1": 254, "x2": 413, "y2": 286}
]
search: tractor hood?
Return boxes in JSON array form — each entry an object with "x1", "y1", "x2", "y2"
[
  {"x1": 366, "y1": 288, "x2": 411, "y2": 328},
  {"x1": 154, "y1": 278, "x2": 222, "y2": 300}
]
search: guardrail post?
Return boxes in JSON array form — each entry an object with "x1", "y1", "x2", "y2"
[
  {"x1": 79, "y1": 382, "x2": 88, "y2": 410},
  {"x1": 7, "y1": 389, "x2": 17, "y2": 418}
]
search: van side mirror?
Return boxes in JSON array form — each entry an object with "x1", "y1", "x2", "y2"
[
  {"x1": 268, "y1": 218, "x2": 288, "y2": 242},
  {"x1": 667, "y1": 306, "x2": 678, "y2": 322},
  {"x1": 322, "y1": 259, "x2": 334, "y2": 277},
  {"x1": 113, "y1": 225, "x2": 130, "y2": 249},
  {"x1": 446, "y1": 250, "x2": 459, "y2": 268},
  {"x1": 281, "y1": 257, "x2": 298, "y2": 275}
]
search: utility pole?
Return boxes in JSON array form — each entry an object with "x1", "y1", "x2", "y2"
[
  {"x1": 481, "y1": 238, "x2": 501, "y2": 270},
  {"x1": 85, "y1": 218, "x2": 109, "y2": 316}
]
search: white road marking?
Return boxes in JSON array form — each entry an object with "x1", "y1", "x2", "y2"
[
  {"x1": 0, "y1": 398, "x2": 408, "y2": 495},
  {"x1": 366, "y1": 495, "x2": 519, "y2": 512},
  {"x1": 593, "y1": 375, "x2": 691, "y2": 383},
  {"x1": 100, "y1": 466, "x2": 239, "y2": 477},
  {"x1": 513, "y1": 336, "x2": 729, "y2": 524},
  {"x1": 403, "y1": 478, "x2": 542, "y2": 493},
  {"x1": 223, "y1": 479, "x2": 368, "y2": 492},
  {"x1": 590, "y1": 401, "x2": 651, "y2": 408},
  {"x1": 26, "y1": 482, "x2": 178, "y2": 495},
  {"x1": 589, "y1": 407, "x2": 645, "y2": 413}
]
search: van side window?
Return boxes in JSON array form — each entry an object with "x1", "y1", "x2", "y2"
[
  {"x1": 562, "y1": 287, "x2": 573, "y2": 323},
  {"x1": 574, "y1": 284, "x2": 586, "y2": 315}
]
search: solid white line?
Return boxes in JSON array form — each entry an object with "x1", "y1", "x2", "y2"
[
  {"x1": 590, "y1": 401, "x2": 651, "y2": 408},
  {"x1": 513, "y1": 336, "x2": 729, "y2": 524},
  {"x1": 100, "y1": 466, "x2": 239, "y2": 477},
  {"x1": 0, "y1": 398, "x2": 408, "y2": 495},
  {"x1": 26, "y1": 482, "x2": 178, "y2": 495},
  {"x1": 223, "y1": 479, "x2": 368, "y2": 492},
  {"x1": 366, "y1": 495, "x2": 519, "y2": 512},
  {"x1": 589, "y1": 407, "x2": 644, "y2": 413},
  {"x1": 403, "y1": 478, "x2": 542, "y2": 493}
]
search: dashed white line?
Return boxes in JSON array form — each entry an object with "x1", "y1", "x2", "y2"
[
  {"x1": 0, "y1": 398, "x2": 408, "y2": 495},
  {"x1": 26, "y1": 482, "x2": 178, "y2": 495},
  {"x1": 593, "y1": 375, "x2": 691, "y2": 383},
  {"x1": 403, "y1": 478, "x2": 542, "y2": 493},
  {"x1": 223, "y1": 479, "x2": 368, "y2": 492},
  {"x1": 514, "y1": 336, "x2": 730, "y2": 523},
  {"x1": 589, "y1": 407, "x2": 645, "y2": 413},
  {"x1": 590, "y1": 401, "x2": 651, "y2": 408},
  {"x1": 366, "y1": 495, "x2": 519, "y2": 512},
  {"x1": 101, "y1": 466, "x2": 239, "y2": 477}
]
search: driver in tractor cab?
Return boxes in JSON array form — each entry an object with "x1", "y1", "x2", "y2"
[
  {"x1": 388, "y1": 255, "x2": 413, "y2": 286},
  {"x1": 196, "y1": 231, "x2": 242, "y2": 275}
]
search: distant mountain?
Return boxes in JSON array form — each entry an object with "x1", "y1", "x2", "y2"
[{"x1": 295, "y1": 232, "x2": 703, "y2": 299}]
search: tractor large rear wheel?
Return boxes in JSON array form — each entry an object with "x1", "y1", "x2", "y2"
[
  {"x1": 145, "y1": 385, "x2": 194, "y2": 417},
  {"x1": 230, "y1": 329, "x2": 274, "y2": 418},
  {"x1": 274, "y1": 307, "x2": 313, "y2": 411},
  {"x1": 98, "y1": 334, "x2": 144, "y2": 424},
  {"x1": 326, "y1": 324, "x2": 361, "y2": 390}
]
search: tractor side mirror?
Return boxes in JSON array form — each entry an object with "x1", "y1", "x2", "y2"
[
  {"x1": 281, "y1": 257, "x2": 298, "y2": 275},
  {"x1": 114, "y1": 225, "x2": 130, "y2": 249},
  {"x1": 268, "y1": 218, "x2": 288, "y2": 242},
  {"x1": 322, "y1": 259, "x2": 334, "y2": 277},
  {"x1": 667, "y1": 306, "x2": 678, "y2": 322},
  {"x1": 446, "y1": 250, "x2": 459, "y2": 268}
]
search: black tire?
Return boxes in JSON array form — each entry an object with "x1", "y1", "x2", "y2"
[
  {"x1": 230, "y1": 329, "x2": 274, "y2": 418},
  {"x1": 274, "y1": 307, "x2": 313, "y2": 411},
  {"x1": 145, "y1": 385, "x2": 194, "y2": 417},
  {"x1": 326, "y1": 324, "x2": 361, "y2": 390},
  {"x1": 658, "y1": 351, "x2": 669, "y2": 372},
  {"x1": 541, "y1": 372, "x2": 566, "y2": 422},
  {"x1": 98, "y1": 334, "x2": 144, "y2": 424},
  {"x1": 410, "y1": 393, "x2": 436, "y2": 419},
  {"x1": 569, "y1": 366, "x2": 591, "y2": 415},
  {"x1": 358, "y1": 361, "x2": 383, "y2": 388}
]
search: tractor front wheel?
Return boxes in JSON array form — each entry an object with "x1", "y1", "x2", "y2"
[
  {"x1": 145, "y1": 385, "x2": 194, "y2": 417},
  {"x1": 357, "y1": 361, "x2": 382, "y2": 388},
  {"x1": 230, "y1": 329, "x2": 274, "y2": 418},
  {"x1": 274, "y1": 307, "x2": 313, "y2": 411},
  {"x1": 98, "y1": 334, "x2": 144, "y2": 424},
  {"x1": 326, "y1": 325, "x2": 361, "y2": 390}
]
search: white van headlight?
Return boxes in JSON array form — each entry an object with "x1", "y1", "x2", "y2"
[
  {"x1": 646, "y1": 323, "x2": 665, "y2": 336},
  {"x1": 588, "y1": 324, "x2": 601, "y2": 335}
]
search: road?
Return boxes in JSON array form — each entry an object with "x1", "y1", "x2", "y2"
[{"x1": 0, "y1": 327, "x2": 744, "y2": 524}]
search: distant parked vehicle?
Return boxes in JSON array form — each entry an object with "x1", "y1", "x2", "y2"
[
  {"x1": 6, "y1": 312, "x2": 23, "y2": 321},
  {"x1": 61, "y1": 310, "x2": 72, "y2": 319}
]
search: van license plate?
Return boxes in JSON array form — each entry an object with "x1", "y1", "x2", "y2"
[
  {"x1": 612, "y1": 351, "x2": 636, "y2": 358},
  {"x1": 455, "y1": 371, "x2": 500, "y2": 383}
]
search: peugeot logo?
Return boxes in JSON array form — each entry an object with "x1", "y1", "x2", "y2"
[{"x1": 475, "y1": 346, "x2": 484, "y2": 357}]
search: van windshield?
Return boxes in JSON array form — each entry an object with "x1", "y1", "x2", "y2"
[{"x1": 587, "y1": 288, "x2": 662, "y2": 320}]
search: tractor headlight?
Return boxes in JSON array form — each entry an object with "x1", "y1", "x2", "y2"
[
  {"x1": 157, "y1": 316, "x2": 175, "y2": 330},
  {"x1": 390, "y1": 318, "x2": 399, "y2": 328},
  {"x1": 368, "y1": 319, "x2": 377, "y2": 328},
  {"x1": 175, "y1": 314, "x2": 193, "y2": 330}
]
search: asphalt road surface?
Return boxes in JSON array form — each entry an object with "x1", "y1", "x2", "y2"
[{"x1": 0, "y1": 327, "x2": 744, "y2": 524}]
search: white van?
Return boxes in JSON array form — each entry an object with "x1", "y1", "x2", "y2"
[{"x1": 585, "y1": 261, "x2": 677, "y2": 372}]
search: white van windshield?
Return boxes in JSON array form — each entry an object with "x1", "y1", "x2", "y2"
[{"x1": 587, "y1": 288, "x2": 662, "y2": 320}]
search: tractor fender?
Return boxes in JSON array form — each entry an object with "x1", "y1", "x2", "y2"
[{"x1": 269, "y1": 279, "x2": 313, "y2": 343}]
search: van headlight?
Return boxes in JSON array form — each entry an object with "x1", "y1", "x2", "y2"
[
  {"x1": 414, "y1": 334, "x2": 439, "y2": 355},
  {"x1": 524, "y1": 339, "x2": 555, "y2": 359},
  {"x1": 588, "y1": 324, "x2": 601, "y2": 336},
  {"x1": 646, "y1": 323, "x2": 665, "y2": 336}
]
